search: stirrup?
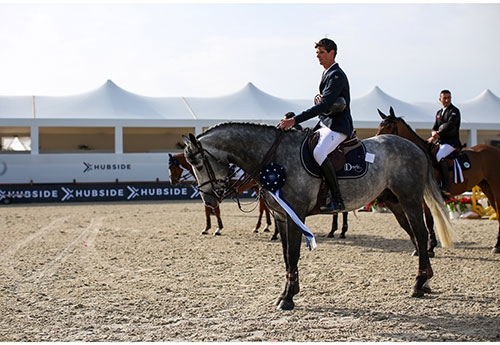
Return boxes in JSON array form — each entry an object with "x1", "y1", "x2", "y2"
[
  {"x1": 440, "y1": 182, "x2": 451, "y2": 197},
  {"x1": 441, "y1": 189, "x2": 451, "y2": 197},
  {"x1": 320, "y1": 194, "x2": 345, "y2": 213}
]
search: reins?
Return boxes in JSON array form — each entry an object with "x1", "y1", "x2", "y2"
[{"x1": 194, "y1": 129, "x2": 286, "y2": 209}]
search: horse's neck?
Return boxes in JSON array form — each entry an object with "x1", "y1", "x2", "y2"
[
  {"x1": 399, "y1": 121, "x2": 429, "y2": 151},
  {"x1": 203, "y1": 125, "x2": 280, "y2": 176}
]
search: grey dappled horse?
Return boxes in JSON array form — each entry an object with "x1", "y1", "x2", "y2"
[{"x1": 183, "y1": 122, "x2": 454, "y2": 310}]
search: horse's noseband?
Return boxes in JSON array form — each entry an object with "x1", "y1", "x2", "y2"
[{"x1": 188, "y1": 142, "x2": 230, "y2": 203}]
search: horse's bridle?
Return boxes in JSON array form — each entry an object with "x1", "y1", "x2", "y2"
[
  {"x1": 379, "y1": 116, "x2": 399, "y2": 136},
  {"x1": 189, "y1": 130, "x2": 285, "y2": 203},
  {"x1": 168, "y1": 155, "x2": 193, "y2": 184},
  {"x1": 187, "y1": 141, "x2": 231, "y2": 202}
]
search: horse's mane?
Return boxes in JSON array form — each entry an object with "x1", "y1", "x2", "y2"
[
  {"x1": 198, "y1": 121, "x2": 281, "y2": 139},
  {"x1": 394, "y1": 116, "x2": 429, "y2": 146}
]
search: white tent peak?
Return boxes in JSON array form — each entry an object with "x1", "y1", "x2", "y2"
[
  {"x1": 34, "y1": 79, "x2": 168, "y2": 119},
  {"x1": 352, "y1": 85, "x2": 436, "y2": 122},
  {"x1": 184, "y1": 82, "x2": 307, "y2": 120},
  {"x1": 461, "y1": 89, "x2": 500, "y2": 104},
  {"x1": 458, "y1": 89, "x2": 500, "y2": 123}
]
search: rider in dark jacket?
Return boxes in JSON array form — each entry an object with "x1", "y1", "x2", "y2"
[
  {"x1": 278, "y1": 38, "x2": 354, "y2": 212},
  {"x1": 427, "y1": 89, "x2": 462, "y2": 195}
]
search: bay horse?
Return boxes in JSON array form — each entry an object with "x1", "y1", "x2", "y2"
[
  {"x1": 182, "y1": 122, "x2": 454, "y2": 310},
  {"x1": 328, "y1": 212, "x2": 349, "y2": 238},
  {"x1": 377, "y1": 107, "x2": 500, "y2": 254},
  {"x1": 168, "y1": 153, "x2": 277, "y2": 238}
]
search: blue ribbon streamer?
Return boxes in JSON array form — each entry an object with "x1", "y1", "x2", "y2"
[{"x1": 268, "y1": 189, "x2": 317, "y2": 251}]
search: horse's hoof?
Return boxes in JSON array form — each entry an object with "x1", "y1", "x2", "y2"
[
  {"x1": 340, "y1": 233, "x2": 346, "y2": 239},
  {"x1": 277, "y1": 299, "x2": 294, "y2": 310},
  {"x1": 253, "y1": 228, "x2": 259, "y2": 233},
  {"x1": 327, "y1": 232, "x2": 334, "y2": 238},
  {"x1": 428, "y1": 250, "x2": 435, "y2": 258},
  {"x1": 270, "y1": 235, "x2": 279, "y2": 241},
  {"x1": 492, "y1": 247, "x2": 500, "y2": 254},
  {"x1": 422, "y1": 285, "x2": 432, "y2": 294},
  {"x1": 411, "y1": 289, "x2": 425, "y2": 298},
  {"x1": 213, "y1": 230, "x2": 221, "y2": 236},
  {"x1": 201, "y1": 230, "x2": 209, "y2": 235},
  {"x1": 263, "y1": 227, "x2": 271, "y2": 233}
]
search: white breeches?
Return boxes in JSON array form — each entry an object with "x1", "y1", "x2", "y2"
[
  {"x1": 313, "y1": 124, "x2": 348, "y2": 165},
  {"x1": 436, "y1": 143, "x2": 455, "y2": 161}
]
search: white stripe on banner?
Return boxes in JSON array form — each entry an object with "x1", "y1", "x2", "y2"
[
  {"x1": 453, "y1": 158, "x2": 464, "y2": 184},
  {"x1": 268, "y1": 189, "x2": 317, "y2": 250}
]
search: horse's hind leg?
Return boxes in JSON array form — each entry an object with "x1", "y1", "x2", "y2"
[
  {"x1": 478, "y1": 181, "x2": 500, "y2": 253},
  {"x1": 340, "y1": 212, "x2": 348, "y2": 238},
  {"x1": 383, "y1": 198, "x2": 417, "y2": 251},
  {"x1": 384, "y1": 197, "x2": 432, "y2": 296},
  {"x1": 327, "y1": 214, "x2": 339, "y2": 238},
  {"x1": 423, "y1": 204, "x2": 437, "y2": 257},
  {"x1": 395, "y1": 200, "x2": 433, "y2": 296}
]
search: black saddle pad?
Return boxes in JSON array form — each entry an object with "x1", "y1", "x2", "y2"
[
  {"x1": 300, "y1": 136, "x2": 369, "y2": 179},
  {"x1": 448, "y1": 151, "x2": 471, "y2": 170}
]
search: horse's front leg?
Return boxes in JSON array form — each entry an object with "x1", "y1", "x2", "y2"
[
  {"x1": 276, "y1": 219, "x2": 303, "y2": 310},
  {"x1": 252, "y1": 198, "x2": 265, "y2": 233},
  {"x1": 201, "y1": 206, "x2": 212, "y2": 235},
  {"x1": 263, "y1": 202, "x2": 272, "y2": 233},
  {"x1": 213, "y1": 205, "x2": 223, "y2": 236}
]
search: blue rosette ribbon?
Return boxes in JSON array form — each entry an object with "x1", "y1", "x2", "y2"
[{"x1": 259, "y1": 162, "x2": 316, "y2": 250}]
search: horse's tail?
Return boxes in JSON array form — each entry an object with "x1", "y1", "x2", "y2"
[{"x1": 423, "y1": 164, "x2": 456, "y2": 248}]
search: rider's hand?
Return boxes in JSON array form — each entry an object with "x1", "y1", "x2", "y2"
[{"x1": 278, "y1": 117, "x2": 296, "y2": 131}]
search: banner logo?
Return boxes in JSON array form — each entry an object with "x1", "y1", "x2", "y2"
[{"x1": 83, "y1": 162, "x2": 132, "y2": 173}]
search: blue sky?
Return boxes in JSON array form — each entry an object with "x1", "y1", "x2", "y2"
[{"x1": 0, "y1": 2, "x2": 499, "y2": 103}]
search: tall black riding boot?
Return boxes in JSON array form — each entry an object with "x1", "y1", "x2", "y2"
[
  {"x1": 438, "y1": 159, "x2": 451, "y2": 196},
  {"x1": 320, "y1": 159, "x2": 345, "y2": 213}
]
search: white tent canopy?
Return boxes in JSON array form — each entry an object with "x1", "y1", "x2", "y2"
[{"x1": 1, "y1": 79, "x2": 497, "y2": 123}]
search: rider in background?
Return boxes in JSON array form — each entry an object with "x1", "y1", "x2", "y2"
[
  {"x1": 278, "y1": 38, "x2": 354, "y2": 213},
  {"x1": 427, "y1": 89, "x2": 462, "y2": 196}
]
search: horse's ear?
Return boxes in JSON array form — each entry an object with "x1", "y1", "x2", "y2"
[
  {"x1": 389, "y1": 107, "x2": 396, "y2": 118},
  {"x1": 182, "y1": 135, "x2": 191, "y2": 147},
  {"x1": 188, "y1": 133, "x2": 200, "y2": 148},
  {"x1": 377, "y1": 108, "x2": 387, "y2": 120}
]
